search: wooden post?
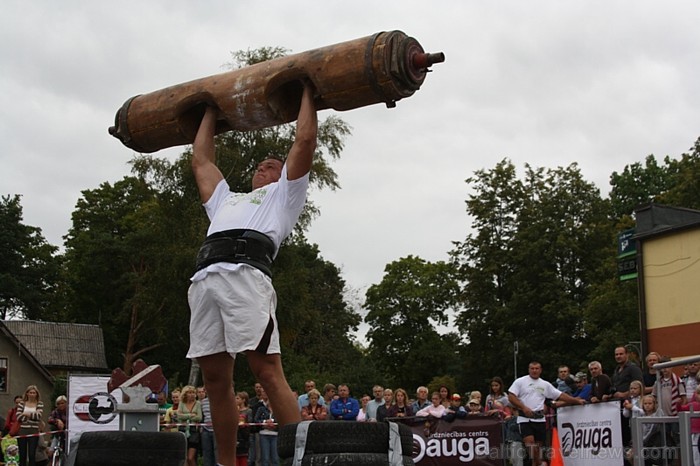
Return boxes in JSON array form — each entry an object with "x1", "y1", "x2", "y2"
[{"x1": 109, "y1": 30, "x2": 444, "y2": 153}]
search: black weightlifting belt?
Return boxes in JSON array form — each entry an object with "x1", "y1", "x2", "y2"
[{"x1": 195, "y1": 229, "x2": 275, "y2": 277}]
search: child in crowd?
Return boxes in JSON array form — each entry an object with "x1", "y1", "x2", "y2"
[
  {"x1": 505, "y1": 406, "x2": 525, "y2": 466},
  {"x1": 634, "y1": 394, "x2": 669, "y2": 464},
  {"x1": 622, "y1": 380, "x2": 645, "y2": 462},
  {"x1": 470, "y1": 391, "x2": 483, "y2": 406},
  {"x1": 443, "y1": 393, "x2": 466, "y2": 422},
  {"x1": 416, "y1": 392, "x2": 447, "y2": 418},
  {"x1": 623, "y1": 380, "x2": 645, "y2": 419},
  {"x1": 467, "y1": 397, "x2": 482, "y2": 416}
]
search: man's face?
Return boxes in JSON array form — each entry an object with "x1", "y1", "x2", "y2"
[
  {"x1": 689, "y1": 363, "x2": 699, "y2": 376},
  {"x1": 255, "y1": 383, "x2": 263, "y2": 396},
  {"x1": 338, "y1": 385, "x2": 349, "y2": 398},
  {"x1": 417, "y1": 388, "x2": 428, "y2": 401},
  {"x1": 197, "y1": 387, "x2": 206, "y2": 400},
  {"x1": 614, "y1": 347, "x2": 628, "y2": 364},
  {"x1": 304, "y1": 381, "x2": 315, "y2": 393},
  {"x1": 157, "y1": 392, "x2": 167, "y2": 405},
  {"x1": 529, "y1": 363, "x2": 542, "y2": 379},
  {"x1": 252, "y1": 158, "x2": 283, "y2": 190},
  {"x1": 646, "y1": 353, "x2": 659, "y2": 368},
  {"x1": 576, "y1": 378, "x2": 587, "y2": 388},
  {"x1": 590, "y1": 365, "x2": 601, "y2": 377},
  {"x1": 558, "y1": 367, "x2": 570, "y2": 379},
  {"x1": 373, "y1": 386, "x2": 384, "y2": 401}
]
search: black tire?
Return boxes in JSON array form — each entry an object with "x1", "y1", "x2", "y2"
[
  {"x1": 281, "y1": 452, "x2": 415, "y2": 466},
  {"x1": 72, "y1": 431, "x2": 186, "y2": 466},
  {"x1": 278, "y1": 421, "x2": 413, "y2": 459}
]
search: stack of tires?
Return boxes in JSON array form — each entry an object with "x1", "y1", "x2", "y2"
[
  {"x1": 278, "y1": 421, "x2": 415, "y2": 466},
  {"x1": 69, "y1": 431, "x2": 187, "y2": 466}
]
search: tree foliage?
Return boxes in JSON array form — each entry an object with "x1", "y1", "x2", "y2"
[
  {"x1": 364, "y1": 256, "x2": 462, "y2": 390},
  {"x1": 0, "y1": 194, "x2": 61, "y2": 320},
  {"x1": 451, "y1": 160, "x2": 617, "y2": 386},
  {"x1": 609, "y1": 136, "x2": 700, "y2": 218}
]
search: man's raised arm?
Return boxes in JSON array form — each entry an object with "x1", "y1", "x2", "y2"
[
  {"x1": 285, "y1": 82, "x2": 318, "y2": 181},
  {"x1": 192, "y1": 106, "x2": 224, "y2": 203}
]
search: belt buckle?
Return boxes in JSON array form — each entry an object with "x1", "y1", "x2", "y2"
[{"x1": 234, "y1": 238, "x2": 247, "y2": 258}]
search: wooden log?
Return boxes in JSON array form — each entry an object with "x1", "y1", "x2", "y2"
[{"x1": 109, "y1": 30, "x2": 444, "y2": 153}]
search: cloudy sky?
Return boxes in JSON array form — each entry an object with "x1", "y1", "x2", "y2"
[{"x1": 3, "y1": 1, "x2": 700, "y2": 317}]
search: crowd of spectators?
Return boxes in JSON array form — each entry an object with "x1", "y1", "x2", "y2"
[{"x1": 157, "y1": 346, "x2": 700, "y2": 466}]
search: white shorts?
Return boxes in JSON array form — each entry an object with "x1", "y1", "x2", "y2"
[{"x1": 186, "y1": 266, "x2": 280, "y2": 359}]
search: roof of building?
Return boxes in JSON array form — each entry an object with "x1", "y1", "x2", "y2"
[
  {"x1": 1, "y1": 320, "x2": 108, "y2": 371},
  {"x1": 634, "y1": 203, "x2": 700, "y2": 239},
  {"x1": 0, "y1": 321, "x2": 54, "y2": 383}
]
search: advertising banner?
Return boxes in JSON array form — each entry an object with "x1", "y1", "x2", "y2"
[
  {"x1": 405, "y1": 416, "x2": 504, "y2": 466},
  {"x1": 557, "y1": 402, "x2": 624, "y2": 465},
  {"x1": 67, "y1": 374, "x2": 122, "y2": 453}
]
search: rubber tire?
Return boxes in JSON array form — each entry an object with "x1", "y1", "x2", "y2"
[
  {"x1": 281, "y1": 452, "x2": 415, "y2": 466},
  {"x1": 278, "y1": 421, "x2": 413, "y2": 458},
  {"x1": 72, "y1": 430, "x2": 187, "y2": 466}
]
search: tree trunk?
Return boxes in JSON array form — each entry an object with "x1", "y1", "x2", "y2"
[
  {"x1": 109, "y1": 30, "x2": 443, "y2": 153},
  {"x1": 188, "y1": 358, "x2": 200, "y2": 387}
]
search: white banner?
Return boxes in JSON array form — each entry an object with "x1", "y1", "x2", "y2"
[
  {"x1": 67, "y1": 374, "x2": 122, "y2": 453},
  {"x1": 557, "y1": 402, "x2": 624, "y2": 466}
]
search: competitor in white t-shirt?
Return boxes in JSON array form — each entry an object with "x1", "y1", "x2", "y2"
[
  {"x1": 508, "y1": 361, "x2": 584, "y2": 466},
  {"x1": 188, "y1": 82, "x2": 317, "y2": 466}
]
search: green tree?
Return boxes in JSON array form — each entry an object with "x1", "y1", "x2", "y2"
[
  {"x1": 364, "y1": 256, "x2": 462, "y2": 390},
  {"x1": 609, "y1": 155, "x2": 672, "y2": 219},
  {"x1": 609, "y1": 136, "x2": 700, "y2": 218},
  {"x1": 658, "y1": 137, "x2": 700, "y2": 210},
  {"x1": 62, "y1": 177, "x2": 186, "y2": 373},
  {"x1": 449, "y1": 159, "x2": 523, "y2": 387},
  {"x1": 0, "y1": 194, "x2": 61, "y2": 320},
  {"x1": 452, "y1": 160, "x2": 613, "y2": 385}
]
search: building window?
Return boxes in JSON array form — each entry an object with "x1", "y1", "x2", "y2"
[{"x1": 0, "y1": 358, "x2": 7, "y2": 393}]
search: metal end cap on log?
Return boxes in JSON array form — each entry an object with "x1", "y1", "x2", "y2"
[{"x1": 380, "y1": 31, "x2": 444, "y2": 107}]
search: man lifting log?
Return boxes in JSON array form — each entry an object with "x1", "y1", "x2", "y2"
[{"x1": 187, "y1": 81, "x2": 317, "y2": 466}]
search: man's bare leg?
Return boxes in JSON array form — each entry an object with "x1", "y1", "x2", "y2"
[
  {"x1": 247, "y1": 352, "x2": 301, "y2": 426},
  {"x1": 198, "y1": 352, "x2": 237, "y2": 466},
  {"x1": 522, "y1": 435, "x2": 540, "y2": 466}
]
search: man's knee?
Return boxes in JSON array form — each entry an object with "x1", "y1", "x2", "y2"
[{"x1": 249, "y1": 353, "x2": 284, "y2": 386}]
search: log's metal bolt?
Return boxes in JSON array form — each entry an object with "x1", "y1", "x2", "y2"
[{"x1": 412, "y1": 52, "x2": 445, "y2": 69}]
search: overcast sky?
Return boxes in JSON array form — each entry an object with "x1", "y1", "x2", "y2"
[{"x1": 3, "y1": 1, "x2": 700, "y2": 326}]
